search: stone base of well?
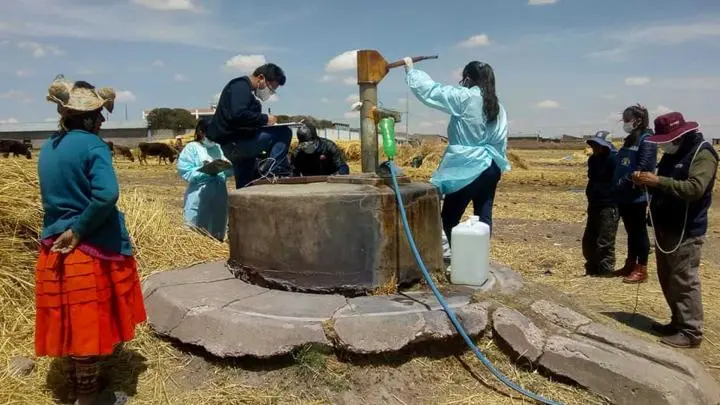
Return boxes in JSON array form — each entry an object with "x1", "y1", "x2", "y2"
[
  {"x1": 143, "y1": 262, "x2": 720, "y2": 405},
  {"x1": 227, "y1": 175, "x2": 443, "y2": 295}
]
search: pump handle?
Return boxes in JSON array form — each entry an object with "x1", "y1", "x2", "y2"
[{"x1": 386, "y1": 55, "x2": 439, "y2": 70}]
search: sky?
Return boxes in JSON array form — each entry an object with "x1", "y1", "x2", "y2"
[{"x1": 0, "y1": 0, "x2": 719, "y2": 137}]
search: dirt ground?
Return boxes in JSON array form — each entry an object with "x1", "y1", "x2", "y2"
[
  {"x1": 3, "y1": 147, "x2": 719, "y2": 405},
  {"x1": 103, "y1": 148, "x2": 720, "y2": 405}
]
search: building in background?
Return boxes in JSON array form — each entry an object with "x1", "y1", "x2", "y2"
[{"x1": 141, "y1": 105, "x2": 217, "y2": 121}]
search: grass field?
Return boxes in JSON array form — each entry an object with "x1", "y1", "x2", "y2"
[{"x1": 1, "y1": 142, "x2": 719, "y2": 405}]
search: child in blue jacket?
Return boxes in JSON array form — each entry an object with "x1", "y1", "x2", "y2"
[{"x1": 582, "y1": 131, "x2": 619, "y2": 276}]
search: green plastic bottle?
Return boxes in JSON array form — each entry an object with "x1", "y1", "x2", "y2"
[{"x1": 378, "y1": 117, "x2": 397, "y2": 160}]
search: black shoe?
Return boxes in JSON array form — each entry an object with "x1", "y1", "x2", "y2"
[
  {"x1": 660, "y1": 332, "x2": 702, "y2": 349},
  {"x1": 651, "y1": 323, "x2": 677, "y2": 336}
]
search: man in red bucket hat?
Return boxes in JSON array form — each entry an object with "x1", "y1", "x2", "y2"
[{"x1": 632, "y1": 112, "x2": 718, "y2": 348}]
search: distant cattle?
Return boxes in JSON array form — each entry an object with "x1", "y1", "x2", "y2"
[
  {"x1": 114, "y1": 145, "x2": 135, "y2": 162},
  {"x1": 138, "y1": 142, "x2": 177, "y2": 165},
  {"x1": 0, "y1": 140, "x2": 32, "y2": 159}
]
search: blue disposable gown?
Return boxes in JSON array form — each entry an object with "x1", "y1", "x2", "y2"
[
  {"x1": 406, "y1": 68, "x2": 511, "y2": 195},
  {"x1": 176, "y1": 141, "x2": 233, "y2": 241}
]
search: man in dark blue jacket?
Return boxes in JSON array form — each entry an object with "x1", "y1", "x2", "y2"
[
  {"x1": 207, "y1": 63, "x2": 292, "y2": 188},
  {"x1": 582, "y1": 131, "x2": 619, "y2": 276},
  {"x1": 632, "y1": 112, "x2": 717, "y2": 348}
]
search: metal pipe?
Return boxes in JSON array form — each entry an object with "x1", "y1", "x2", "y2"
[{"x1": 359, "y1": 83, "x2": 378, "y2": 173}]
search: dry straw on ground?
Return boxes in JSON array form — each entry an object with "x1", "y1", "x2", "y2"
[{"x1": 6, "y1": 141, "x2": 719, "y2": 404}]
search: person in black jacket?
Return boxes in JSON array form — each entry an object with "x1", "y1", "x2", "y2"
[
  {"x1": 582, "y1": 130, "x2": 619, "y2": 276},
  {"x1": 291, "y1": 124, "x2": 350, "y2": 176},
  {"x1": 206, "y1": 63, "x2": 292, "y2": 188}
]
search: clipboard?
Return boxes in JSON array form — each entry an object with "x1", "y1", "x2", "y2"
[
  {"x1": 261, "y1": 121, "x2": 306, "y2": 128},
  {"x1": 198, "y1": 159, "x2": 232, "y2": 175}
]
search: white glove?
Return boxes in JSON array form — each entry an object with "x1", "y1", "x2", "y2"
[
  {"x1": 351, "y1": 101, "x2": 362, "y2": 112},
  {"x1": 403, "y1": 57, "x2": 413, "y2": 73}
]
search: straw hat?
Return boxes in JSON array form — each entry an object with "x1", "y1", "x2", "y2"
[{"x1": 46, "y1": 74, "x2": 116, "y2": 115}]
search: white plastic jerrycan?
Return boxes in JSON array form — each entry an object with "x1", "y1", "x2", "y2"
[{"x1": 450, "y1": 215, "x2": 490, "y2": 286}]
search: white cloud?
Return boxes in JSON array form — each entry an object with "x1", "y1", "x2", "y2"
[
  {"x1": 326, "y1": 50, "x2": 358, "y2": 73},
  {"x1": 452, "y1": 68, "x2": 463, "y2": 81},
  {"x1": 528, "y1": 0, "x2": 559, "y2": 5},
  {"x1": 343, "y1": 76, "x2": 356, "y2": 86},
  {"x1": 420, "y1": 120, "x2": 448, "y2": 128},
  {"x1": 174, "y1": 73, "x2": 188, "y2": 82},
  {"x1": 131, "y1": 0, "x2": 199, "y2": 11},
  {"x1": 15, "y1": 70, "x2": 32, "y2": 77},
  {"x1": 592, "y1": 20, "x2": 720, "y2": 63},
  {"x1": 0, "y1": 0, "x2": 272, "y2": 52},
  {"x1": 321, "y1": 97, "x2": 331, "y2": 103},
  {"x1": 343, "y1": 111, "x2": 359, "y2": 119},
  {"x1": 536, "y1": 99, "x2": 561, "y2": 109},
  {"x1": 0, "y1": 90, "x2": 33, "y2": 103},
  {"x1": 653, "y1": 76, "x2": 720, "y2": 91},
  {"x1": 76, "y1": 68, "x2": 94, "y2": 75},
  {"x1": 225, "y1": 54, "x2": 266, "y2": 73},
  {"x1": 267, "y1": 94, "x2": 279, "y2": 103},
  {"x1": 585, "y1": 47, "x2": 629, "y2": 62},
  {"x1": 115, "y1": 90, "x2": 136, "y2": 103},
  {"x1": 606, "y1": 112, "x2": 621, "y2": 122},
  {"x1": 213, "y1": 92, "x2": 221, "y2": 102},
  {"x1": 0, "y1": 118, "x2": 19, "y2": 124},
  {"x1": 615, "y1": 20, "x2": 720, "y2": 47},
  {"x1": 601, "y1": 94, "x2": 617, "y2": 100},
  {"x1": 625, "y1": 76, "x2": 651, "y2": 86},
  {"x1": 320, "y1": 75, "x2": 335, "y2": 83},
  {"x1": 652, "y1": 105, "x2": 673, "y2": 115},
  {"x1": 457, "y1": 34, "x2": 491, "y2": 48},
  {"x1": 345, "y1": 94, "x2": 360, "y2": 104},
  {"x1": 44, "y1": 117, "x2": 59, "y2": 122},
  {"x1": 152, "y1": 60, "x2": 165, "y2": 67},
  {"x1": 16, "y1": 41, "x2": 64, "y2": 58}
]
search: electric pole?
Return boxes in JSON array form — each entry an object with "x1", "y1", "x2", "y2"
[{"x1": 405, "y1": 92, "x2": 409, "y2": 136}]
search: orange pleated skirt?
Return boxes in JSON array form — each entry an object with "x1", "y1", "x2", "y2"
[{"x1": 35, "y1": 247, "x2": 147, "y2": 358}]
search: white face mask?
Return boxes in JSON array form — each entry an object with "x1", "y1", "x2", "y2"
[
  {"x1": 201, "y1": 138, "x2": 216, "y2": 148},
  {"x1": 661, "y1": 142, "x2": 681, "y2": 155},
  {"x1": 255, "y1": 80, "x2": 275, "y2": 102},
  {"x1": 623, "y1": 122, "x2": 635, "y2": 134}
]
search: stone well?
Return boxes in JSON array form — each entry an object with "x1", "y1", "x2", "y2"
[{"x1": 227, "y1": 174, "x2": 444, "y2": 294}]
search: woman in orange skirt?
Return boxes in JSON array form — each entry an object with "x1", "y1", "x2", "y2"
[{"x1": 37, "y1": 76, "x2": 146, "y2": 405}]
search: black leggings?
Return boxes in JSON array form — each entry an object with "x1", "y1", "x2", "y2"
[
  {"x1": 618, "y1": 202, "x2": 650, "y2": 266},
  {"x1": 441, "y1": 162, "x2": 501, "y2": 245}
]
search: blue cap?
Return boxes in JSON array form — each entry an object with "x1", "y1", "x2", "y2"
[{"x1": 587, "y1": 130, "x2": 615, "y2": 151}]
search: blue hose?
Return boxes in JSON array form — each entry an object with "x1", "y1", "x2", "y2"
[{"x1": 387, "y1": 162, "x2": 563, "y2": 405}]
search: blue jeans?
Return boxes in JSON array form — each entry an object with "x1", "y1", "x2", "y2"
[
  {"x1": 441, "y1": 161, "x2": 501, "y2": 245},
  {"x1": 221, "y1": 126, "x2": 292, "y2": 189}
]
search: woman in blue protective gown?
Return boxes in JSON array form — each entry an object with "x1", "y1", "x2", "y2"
[
  {"x1": 177, "y1": 118, "x2": 233, "y2": 241},
  {"x1": 403, "y1": 58, "x2": 510, "y2": 243}
]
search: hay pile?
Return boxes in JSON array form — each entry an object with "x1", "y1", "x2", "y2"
[
  {"x1": 0, "y1": 159, "x2": 230, "y2": 404},
  {"x1": 0, "y1": 156, "x2": 615, "y2": 405},
  {"x1": 335, "y1": 141, "x2": 529, "y2": 180}
]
